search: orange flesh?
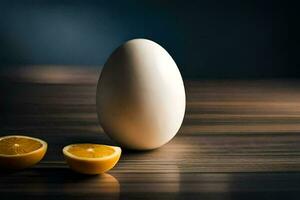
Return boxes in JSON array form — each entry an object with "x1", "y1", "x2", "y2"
[
  {"x1": 67, "y1": 144, "x2": 115, "y2": 158},
  {"x1": 0, "y1": 137, "x2": 42, "y2": 155}
]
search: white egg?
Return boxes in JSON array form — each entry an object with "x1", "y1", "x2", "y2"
[{"x1": 96, "y1": 39, "x2": 185, "y2": 150}]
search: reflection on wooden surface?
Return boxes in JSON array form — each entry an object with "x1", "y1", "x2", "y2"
[{"x1": 1, "y1": 66, "x2": 300, "y2": 199}]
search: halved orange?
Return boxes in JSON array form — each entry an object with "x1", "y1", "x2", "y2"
[
  {"x1": 63, "y1": 144, "x2": 121, "y2": 175},
  {"x1": 0, "y1": 135, "x2": 47, "y2": 169}
]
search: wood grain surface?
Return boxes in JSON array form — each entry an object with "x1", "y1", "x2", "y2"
[{"x1": 1, "y1": 67, "x2": 300, "y2": 199}]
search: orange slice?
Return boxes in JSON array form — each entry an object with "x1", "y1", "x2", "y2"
[
  {"x1": 0, "y1": 135, "x2": 47, "y2": 169},
  {"x1": 63, "y1": 144, "x2": 121, "y2": 174}
]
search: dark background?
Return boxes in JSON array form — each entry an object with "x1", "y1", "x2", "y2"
[{"x1": 0, "y1": 0, "x2": 296, "y2": 79}]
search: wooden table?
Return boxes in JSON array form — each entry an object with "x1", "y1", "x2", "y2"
[{"x1": 1, "y1": 67, "x2": 300, "y2": 199}]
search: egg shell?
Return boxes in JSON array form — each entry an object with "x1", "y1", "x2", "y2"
[{"x1": 96, "y1": 39, "x2": 186, "y2": 150}]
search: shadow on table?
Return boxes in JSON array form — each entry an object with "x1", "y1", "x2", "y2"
[{"x1": 0, "y1": 168, "x2": 120, "y2": 200}]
